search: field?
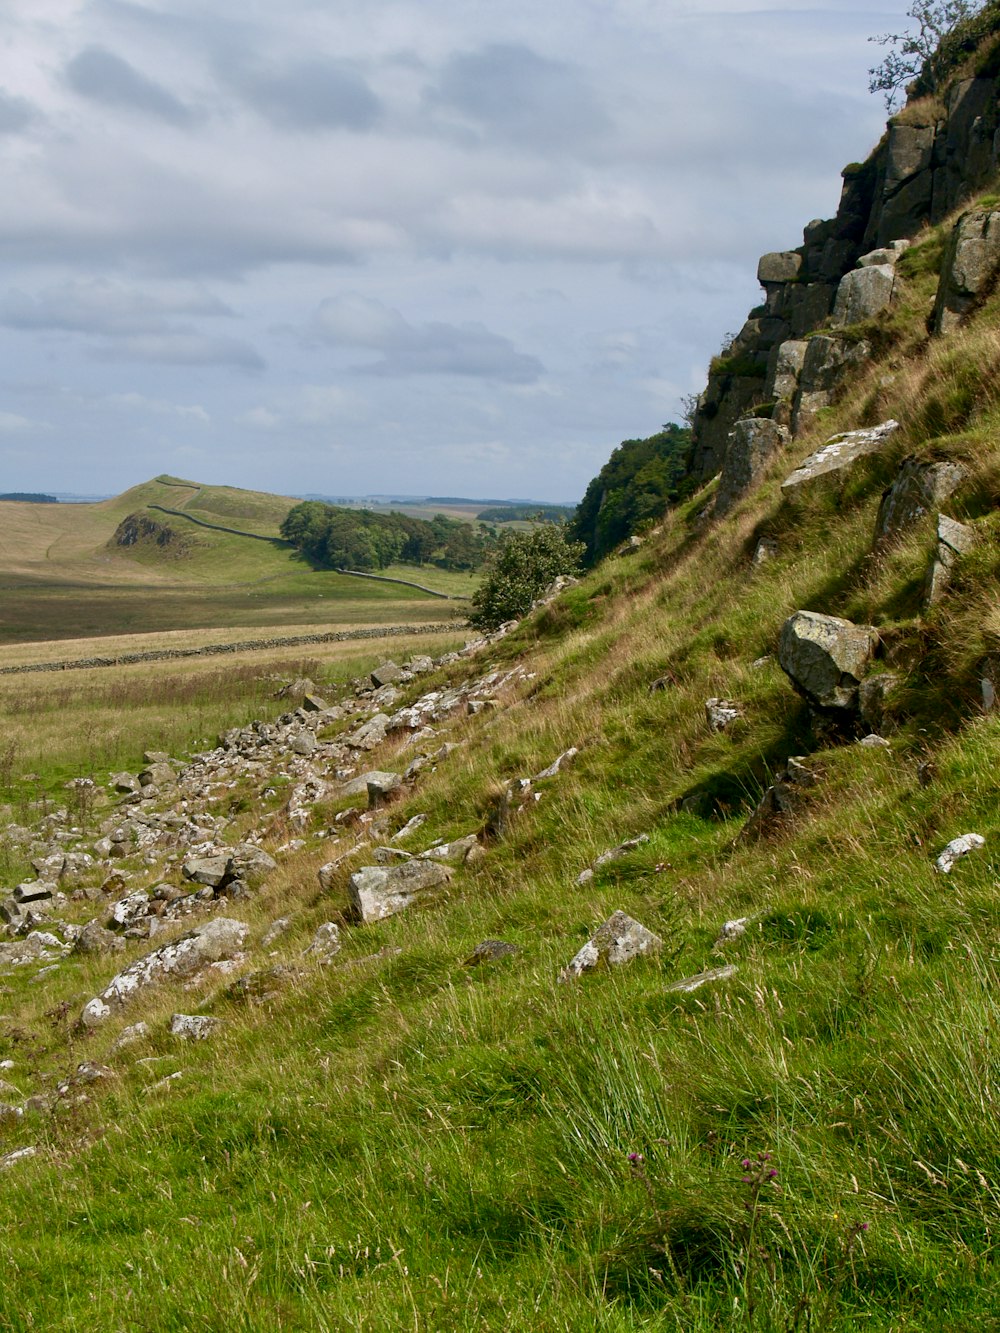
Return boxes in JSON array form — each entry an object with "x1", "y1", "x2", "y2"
[{"x1": 0, "y1": 476, "x2": 475, "y2": 644}]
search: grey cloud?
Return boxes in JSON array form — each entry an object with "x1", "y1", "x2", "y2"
[
  {"x1": 307, "y1": 293, "x2": 542, "y2": 383},
  {"x1": 65, "y1": 47, "x2": 197, "y2": 127},
  {"x1": 0, "y1": 279, "x2": 233, "y2": 337},
  {"x1": 91, "y1": 333, "x2": 265, "y2": 373},
  {"x1": 0, "y1": 90, "x2": 38, "y2": 135},
  {"x1": 221, "y1": 57, "x2": 381, "y2": 132},
  {"x1": 426, "y1": 43, "x2": 610, "y2": 151}
]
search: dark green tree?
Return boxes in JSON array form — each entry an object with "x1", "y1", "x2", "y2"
[{"x1": 468, "y1": 526, "x2": 585, "y2": 630}]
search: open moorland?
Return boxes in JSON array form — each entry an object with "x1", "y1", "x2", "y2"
[{"x1": 0, "y1": 476, "x2": 473, "y2": 645}]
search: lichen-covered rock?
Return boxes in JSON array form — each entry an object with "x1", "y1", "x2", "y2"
[
  {"x1": 349, "y1": 860, "x2": 452, "y2": 924},
  {"x1": 757, "y1": 251, "x2": 802, "y2": 284},
  {"x1": 227, "y1": 843, "x2": 278, "y2": 888},
  {"x1": 790, "y1": 338, "x2": 872, "y2": 434},
  {"x1": 925, "y1": 513, "x2": 975, "y2": 606},
  {"x1": 934, "y1": 208, "x2": 1000, "y2": 334},
  {"x1": 831, "y1": 264, "x2": 895, "y2": 327},
  {"x1": 80, "y1": 917, "x2": 248, "y2": 1022},
  {"x1": 464, "y1": 940, "x2": 518, "y2": 966},
  {"x1": 666, "y1": 964, "x2": 737, "y2": 994},
  {"x1": 305, "y1": 922, "x2": 341, "y2": 961},
  {"x1": 935, "y1": 833, "x2": 985, "y2": 874},
  {"x1": 342, "y1": 770, "x2": 401, "y2": 799},
  {"x1": 875, "y1": 458, "x2": 967, "y2": 544},
  {"x1": 779, "y1": 611, "x2": 879, "y2": 710},
  {"x1": 419, "y1": 834, "x2": 483, "y2": 866},
  {"x1": 560, "y1": 910, "x2": 663, "y2": 980},
  {"x1": 782, "y1": 421, "x2": 899, "y2": 494},
  {"x1": 182, "y1": 852, "x2": 230, "y2": 887},
  {"x1": 705, "y1": 698, "x2": 743, "y2": 733},
  {"x1": 170, "y1": 1013, "x2": 222, "y2": 1041},
  {"x1": 715, "y1": 418, "x2": 789, "y2": 517}
]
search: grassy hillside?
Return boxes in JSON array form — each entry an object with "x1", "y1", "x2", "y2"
[
  {"x1": 0, "y1": 476, "x2": 472, "y2": 644},
  {"x1": 0, "y1": 217, "x2": 999, "y2": 1328}
]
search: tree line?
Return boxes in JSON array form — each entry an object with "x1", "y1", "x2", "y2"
[{"x1": 279, "y1": 501, "x2": 494, "y2": 572}]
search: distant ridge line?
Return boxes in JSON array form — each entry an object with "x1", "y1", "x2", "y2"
[{"x1": 0, "y1": 623, "x2": 460, "y2": 676}]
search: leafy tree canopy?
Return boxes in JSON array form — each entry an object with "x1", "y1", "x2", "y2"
[
  {"x1": 280, "y1": 502, "x2": 492, "y2": 573},
  {"x1": 468, "y1": 526, "x2": 585, "y2": 630},
  {"x1": 568, "y1": 423, "x2": 692, "y2": 567},
  {"x1": 869, "y1": 1, "x2": 993, "y2": 110}
]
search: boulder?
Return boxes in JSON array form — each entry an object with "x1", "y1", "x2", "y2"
[
  {"x1": 560, "y1": 910, "x2": 663, "y2": 980},
  {"x1": 182, "y1": 853, "x2": 230, "y2": 888},
  {"x1": 288, "y1": 730, "x2": 318, "y2": 757},
  {"x1": 715, "y1": 418, "x2": 790, "y2": 516},
  {"x1": 935, "y1": 833, "x2": 985, "y2": 874},
  {"x1": 371, "y1": 662, "x2": 403, "y2": 688},
  {"x1": 110, "y1": 772, "x2": 140, "y2": 794},
  {"x1": 367, "y1": 773, "x2": 402, "y2": 808},
  {"x1": 875, "y1": 458, "x2": 967, "y2": 544},
  {"x1": 757, "y1": 251, "x2": 802, "y2": 284},
  {"x1": 831, "y1": 265, "x2": 895, "y2": 327},
  {"x1": 858, "y1": 673, "x2": 901, "y2": 734},
  {"x1": 934, "y1": 209, "x2": 1000, "y2": 334},
  {"x1": 13, "y1": 882, "x2": 53, "y2": 905},
  {"x1": 705, "y1": 698, "x2": 743, "y2": 733},
  {"x1": 139, "y1": 762, "x2": 176, "y2": 789},
  {"x1": 790, "y1": 338, "x2": 872, "y2": 434},
  {"x1": 779, "y1": 611, "x2": 878, "y2": 710},
  {"x1": 348, "y1": 860, "x2": 453, "y2": 925},
  {"x1": 533, "y1": 747, "x2": 579, "y2": 780},
  {"x1": 666, "y1": 964, "x2": 737, "y2": 994},
  {"x1": 227, "y1": 843, "x2": 278, "y2": 888},
  {"x1": 925, "y1": 514, "x2": 975, "y2": 606},
  {"x1": 419, "y1": 834, "x2": 482, "y2": 866},
  {"x1": 169, "y1": 1014, "x2": 222, "y2": 1041},
  {"x1": 74, "y1": 919, "x2": 125, "y2": 955},
  {"x1": 305, "y1": 922, "x2": 341, "y2": 962},
  {"x1": 81, "y1": 917, "x2": 248, "y2": 1021},
  {"x1": 766, "y1": 339, "x2": 808, "y2": 409},
  {"x1": 342, "y1": 769, "x2": 400, "y2": 799},
  {"x1": 781, "y1": 421, "x2": 899, "y2": 494}
]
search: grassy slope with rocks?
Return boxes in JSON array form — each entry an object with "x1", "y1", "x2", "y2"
[
  {"x1": 5, "y1": 54, "x2": 1000, "y2": 1333},
  {"x1": 0, "y1": 261, "x2": 999, "y2": 1324}
]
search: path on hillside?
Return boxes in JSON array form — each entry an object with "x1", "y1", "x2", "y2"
[{"x1": 0, "y1": 622, "x2": 462, "y2": 676}]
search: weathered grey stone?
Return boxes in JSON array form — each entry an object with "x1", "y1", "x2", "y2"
[
  {"x1": 305, "y1": 922, "x2": 341, "y2": 961},
  {"x1": 857, "y1": 243, "x2": 909, "y2": 267},
  {"x1": 13, "y1": 881, "x2": 53, "y2": 905},
  {"x1": 715, "y1": 418, "x2": 790, "y2": 516},
  {"x1": 112, "y1": 1022, "x2": 149, "y2": 1049},
  {"x1": 139, "y1": 762, "x2": 176, "y2": 789},
  {"x1": 0, "y1": 932, "x2": 64, "y2": 967},
  {"x1": 182, "y1": 853, "x2": 230, "y2": 888},
  {"x1": 81, "y1": 917, "x2": 249, "y2": 1021},
  {"x1": 419, "y1": 834, "x2": 482, "y2": 866},
  {"x1": 74, "y1": 919, "x2": 126, "y2": 955},
  {"x1": 858, "y1": 734, "x2": 891, "y2": 749},
  {"x1": 751, "y1": 537, "x2": 778, "y2": 568},
  {"x1": 716, "y1": 918, "x2": 750, "y2": 943},
  {"x1": 110, "y1": 890, "x2": 151, "y2": 929},
  {"x1": 875, "y1": 458, "x2": 967, "y2": 543},
  {"x1": 790, "y1": 338, "x2": 872, "y2": 434},
  {"x1": 347, "y1": 714, "x2": 390, "y2": 751},
  {"x1": 576, "y1": 833, "x2": 652, "y2": 887},
  {"x1": 925, "y1": 513, "x2": 975, "y2": 606},
  {"x1": 301, "y1": 693, "x2": 329, "y2": 713},
  {"x1": 349, "y1": 860, "x2": 453, "y2": 924},
  {"x1": 779, "y1": 611, "x2": 879, "y2": 710},
  {"x1": 782, "y1": 421, "x2": 899, "y2": 494},
  {"x1": 767, "y1": 339, "x2": 808, "y2": 404},
  {"x1": 757, "y1": 251, "x2": 802, "y2": 284},
  {"x1": 464, "y1": 940, "x2": 517, "y2": 966},
  {"x1": 288, "y1": 730, "x2": 318, "y2": 757},
  {"x1": 666, "y1": 964, "x2": 738, "y2": 994},
  {"x1": 404, "y1": 655, "x2": 435, "y2": 675},
  {"x1": 371, "y1": 662, "x2": 402, "y2": 687},
  {"x1": 705, "y1": 698, "x2": 743, "y2": 733},
  {"x1": 858, "y1": 673, "x2": 901, "y2": 734},
  {"x1": 170, "y1": 1013, "x2": 222, "y2": 1041},
  {"x1": 227, "y1": 843, "x2": 277, "y2": 888},
  {"x1": 832, "y1": 264, "x2": 895, "y2": 327},
  {"x1": 391, "y1": 813, "x2": 428, "y2": 842},
  {"x1": 560, "y1": 910, "x2": 663, "y2": 980},
  {"x1": 534, "y1": 747, "x2": 579, "y2": 780},
  {"x1": 111, "y1": 772, "x2": 140, "y2": 794},
  {"x1": 934, "y1": 209, "x2": 1000, "y2": 334},
  {"x1": 935, "y1": 833, "x2": 985, "y2": 874},
  {"x1": 342, "y1": 769, "x2": 400, "y2": 798},
  {"x1": 367, "y1": 773, "x2": 402, "y2": 808}
]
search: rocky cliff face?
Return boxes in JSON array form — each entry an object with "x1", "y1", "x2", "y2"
[{"x1": 688, "y1": 62, "x2": 1000, "y2": 485}]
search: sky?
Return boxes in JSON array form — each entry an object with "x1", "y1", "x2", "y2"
[{"x1": 0, "y1": 0, "x2": 916, "y2": 502}]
